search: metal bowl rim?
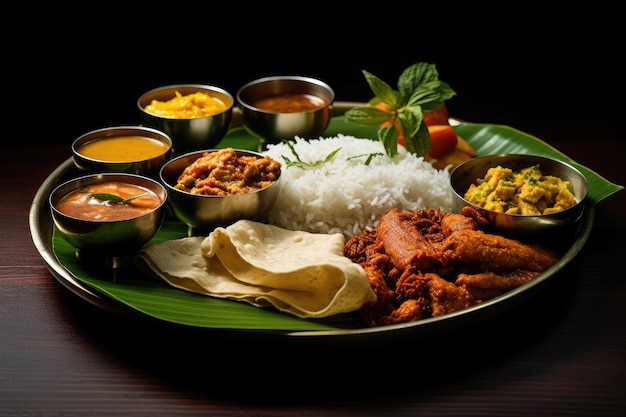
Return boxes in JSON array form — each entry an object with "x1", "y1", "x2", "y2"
[
  {"x1": 137, "y1": 84, "x2": 235, "y2": 120},
  {"x1": 236, "y1": 75, "x2": 335, "y2": 113}
]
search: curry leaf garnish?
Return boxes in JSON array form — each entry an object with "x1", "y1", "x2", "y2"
[
  {"x1": 90, "y1": 192, "x2": 148, "y2": 204},
  {"x1": 281, "y1": 140, "x2": 341, "y2": 169},
  {"x1": 347, "y1": 153, "x2": 385, "y2": 165},
  {"x1": 344, "y1": 62, "x2": 456, "y2": 158}
]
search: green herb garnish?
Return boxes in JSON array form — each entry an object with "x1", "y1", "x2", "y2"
[
  {"x1": 281, "y1": 140, "x2": 341, "y2": 169},
  {"x1": 347, "y1": 153, "x2": 385, "y2": 165},
  {"x1": 90, "y1": 192, "x2": 148, "y2": 204},
  {"x1": 344, "y1": 62, "x2": 456, "y2": 158}
]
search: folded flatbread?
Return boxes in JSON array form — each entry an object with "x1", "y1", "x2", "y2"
[{"x1": 135, "y1": 220, "x2": 377, "y2": 319}]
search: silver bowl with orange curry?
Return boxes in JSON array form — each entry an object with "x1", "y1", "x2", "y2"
[{"x1": 49, "y1": 173, "x2": 168, "y2": 269}]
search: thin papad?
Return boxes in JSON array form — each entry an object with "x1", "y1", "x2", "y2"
[{"x1": 134, "y1": 220, "x2": 377, "y2": 319}]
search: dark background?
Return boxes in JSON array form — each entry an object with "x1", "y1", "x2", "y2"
[{"x1": 9, "y1": 8, "x2": 622, "y2": 147}]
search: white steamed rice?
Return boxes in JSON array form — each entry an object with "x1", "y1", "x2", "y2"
[{"x1": 262, "y1": 135, "x2": 453, "y2": 239}]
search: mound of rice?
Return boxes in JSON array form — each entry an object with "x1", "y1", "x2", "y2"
[{"x1": 262, "y1": 135, "x2": 453, "y2": 239}]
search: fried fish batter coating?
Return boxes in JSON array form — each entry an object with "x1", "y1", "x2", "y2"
[
  {"x1": 441, "y1": 229, "x2": 559, "y2": 273},
  {"x1": 397, "y1": 271, "x2": 476, "y2": 317},
  {"x1": 360, "y1": 269, "x2": 478, "y2": 326},
  {"x1": 374, "y1": 207, "x2": 501, "y2": 276},
  {"x1": 455, "y1": 269, "x2": 541, "y2": 300},
  {"x1": 376, "y1": 211, "x2": 440, "y2": 272},
  {"x1": 359, "y1": 264, "x2": 396, "y2": 327},
  {"x1": 382, "y1": 299, "x2": 425, "y2": 325}
]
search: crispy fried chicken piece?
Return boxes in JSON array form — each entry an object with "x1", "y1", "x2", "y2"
[
  {"x1": 460, "y1": 205, "x2": 491, "y2": 228},
  {"x1": 455, "y1": 269, "x2": 542, "y2": 301},
  {"x1": 442, "y1": 229, "x2": 559, "y2": 273},
  {"x1": 417, "y1": 272, "x2": 477, "y2": 317},
  {"x1": 344, "y1": 229, "x2": 378, "y2": 265},
  {"x1": 440, "y1": 210, "x2": 480, "y2": 235},
  {"x1": 382, "y1": 299, "x2": 425, "y2": 325},
  {"x1": 361, "y1": 266, "x2": 429, "y2": 327},
  {"x1": 362, "y1": 270, "x2": 478, "y2": 326},
  {"x1": 359, "y1": 264, "x2": 396, "y2": 327}
]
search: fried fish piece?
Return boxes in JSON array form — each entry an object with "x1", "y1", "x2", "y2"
[
  {"x1": 346, "y1": 207, "x2": 561, "y2": 327},
  {"x1": 376, "y1": 208, "x2": 451, "y2": 274},
  {"x1": 441, "y1": 229, "x2": 559, "y2": 273},
  {"x1": 455, "y1": 269, "x2": 542, "y2": 301}
]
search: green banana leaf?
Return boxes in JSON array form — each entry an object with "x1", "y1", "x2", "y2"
[{"x1": 52, "y1": 116, "x2": 624, "y2": 333}]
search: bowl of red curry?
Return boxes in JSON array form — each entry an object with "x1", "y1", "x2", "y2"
[
  {"x1": 49, "y1": 173, "x2": 168, "y2": 269},
  {"x1": 236, "y1": 76, "x2": 334, "y2": 149},
  {"x1": 159, "y1": 147, "x2": 282, "y2": 236}
]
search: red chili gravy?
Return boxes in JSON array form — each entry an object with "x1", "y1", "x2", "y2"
[{"x1": 252, "y1": 93, "x2": 326, "y2": 113}]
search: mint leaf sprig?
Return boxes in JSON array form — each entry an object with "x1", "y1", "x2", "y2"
[{"x1": 344, "y1": 62, "x2": 456, "y2": 158}]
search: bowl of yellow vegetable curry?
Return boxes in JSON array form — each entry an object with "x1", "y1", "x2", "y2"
[{"x1": 450, "y1": 154, "x2": 588, "y2": 239}]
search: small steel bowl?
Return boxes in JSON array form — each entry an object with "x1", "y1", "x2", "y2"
[
  {"x1": 159, "y1": 149, "x2": 282, "y2": 235},
  {"x1": 450, "y1": 153, "x2": 588, "y2": 239},
  {"x1": 236, "y1": 75, "x2": 334, "y2": 149},
  {"x1": 72, "y1": 126, "x2": 172, "y2": 178},
  {"x1": 137, "y1": 84, "x2": 234, "y2": 154},
  {"x1": 50, "y1": 173, "x2": 168, "y2": 269}
]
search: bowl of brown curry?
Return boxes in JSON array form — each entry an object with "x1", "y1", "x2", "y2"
[
  {"x1": 159, "y1": 147, "x2": 282, "y2": 235},
  {"x1": 236, "y1": 75, "x2": 334, "y2": 149}
]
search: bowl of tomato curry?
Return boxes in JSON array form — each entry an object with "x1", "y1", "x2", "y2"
[{"x1": 49, "y1": 173, "x2": 168, "y2": 269}]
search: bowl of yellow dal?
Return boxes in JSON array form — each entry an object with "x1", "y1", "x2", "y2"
[
  {"x1": 449, "y1": 153, "x2": 588, "y2": 239},
  {"x1": 72, "y1": 126, "x2": 173, "y2": 178}
]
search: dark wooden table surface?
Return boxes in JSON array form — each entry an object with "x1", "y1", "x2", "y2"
[{"x1": 2, "y1": 134, "x2": 625, "y2": 416}]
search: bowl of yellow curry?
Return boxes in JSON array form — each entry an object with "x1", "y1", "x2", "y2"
[
  {"x1": 138, "y1": 84, "x2": 234, "y2": 155},
  {"x1": 72, "y1": 126, "x2": 173, "y2": 178},
  {"x1": 450, "y1": 154, "x2": 588, "y2": 239}
]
